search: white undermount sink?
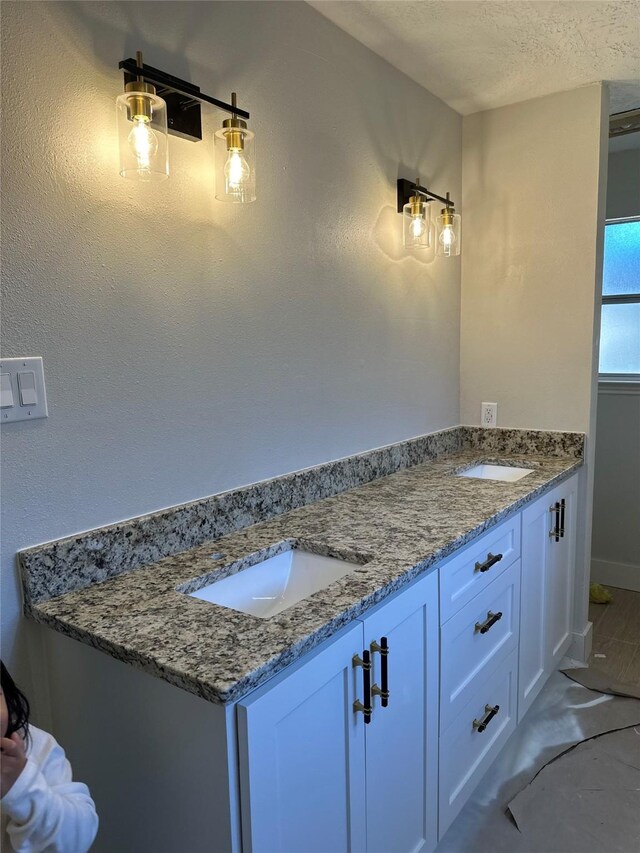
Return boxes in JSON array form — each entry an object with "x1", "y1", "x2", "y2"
[
  {"x1": 458, "y1": 463, "x2": 534, "y2": 483},
  {"x1": 188, "y1": 549, "x2": 361, "y2": 619}
]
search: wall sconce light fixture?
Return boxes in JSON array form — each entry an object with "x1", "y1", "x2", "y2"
[
  {"x1": 397, "y1": 179, "x2": 461, "y2": 257},
  {"x1": 117, "y1": 52, "x2": 255, "y2": 201}
]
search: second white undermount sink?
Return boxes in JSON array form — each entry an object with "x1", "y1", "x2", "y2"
[
  {"x1": 188, "y1": 548, "x2": 361, "y2": 619},
  {"x1": 458, "y1": 463, "x2": 534, "y2": 483}
]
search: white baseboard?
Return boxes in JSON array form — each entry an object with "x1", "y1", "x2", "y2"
[
  {"x1": 569, "y1": 622, "x2": 593, "y2": 664},
  {"x1": 591, "y1": 558, "x2": 640, "y2": 593}
]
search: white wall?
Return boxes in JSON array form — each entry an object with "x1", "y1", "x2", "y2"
[
  {"x1": 460, "y1": 84, "x2": 609, "y2": 656},
  {"x1": 0, "y1": 1, "x2": 462, "y2": 689},
  {"x1": 591, "y1": 144, "x2": 640, "y2": 592},
  {"x1": 606, "y1": 147, "x2": 640, "y2": 219},
  {"x1": 460, "y1": 85, "x2": 606, "y2": 433}
]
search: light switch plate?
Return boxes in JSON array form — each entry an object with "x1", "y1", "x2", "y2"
[{"x1": 0, "y1": 357, "x2": 48, "y2": 423}]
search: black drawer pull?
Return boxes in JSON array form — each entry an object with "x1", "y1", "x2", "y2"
[
  {"x1": 475, "y1": 610, "x2": 503, "y2": 634},
  {"x1": 475, "y1": 552, "x2": 503, "y2": 573},
  {"x1": 371, "y1": 636, "x2": 390, "y2": 707},
  {"x1": 473, "y1": 704, "x2": 500, "y2": 733},
  {"x1": 353, "y1": 650, "x2": 372, "y2": 724},
  {"x1": 560, "y1": 498, "x2": 565, "y2": 538},
  {"x1": 549, "y1": 502, "x2": 560, "y2": 541}
]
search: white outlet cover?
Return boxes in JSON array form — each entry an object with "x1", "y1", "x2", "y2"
[{"x1": 481, "y1": 402, "x2": 497, "y2": 427}]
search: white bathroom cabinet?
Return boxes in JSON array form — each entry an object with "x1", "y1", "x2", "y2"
[
  {"x1": 518, "y1": 474, "x2": 577, "y2": 720},
  {"x1": 546, "y1": 477, "x2": 577, "y2": 667},
  {"x1": 238, "y1": 569, "x2": 439, "y2": 853},
  {"x1": 42, "y1": 472, "x2": 579, "y2": 853}
]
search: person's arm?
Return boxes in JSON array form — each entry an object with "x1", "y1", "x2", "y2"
[{"x1": 1, "y1": 728, "x2": 98, "y2": 853}]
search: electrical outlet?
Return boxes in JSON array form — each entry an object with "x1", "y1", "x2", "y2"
[{"x1": 481, "y1": 402, "x2": 497, "y2": 428}]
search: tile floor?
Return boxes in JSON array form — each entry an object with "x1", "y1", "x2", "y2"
[{"x1": 589, "y1": 586, "x2": 640, "y2": 684}]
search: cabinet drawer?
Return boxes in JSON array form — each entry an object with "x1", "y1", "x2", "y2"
[
  {"x1": 439, "y1": 514, "x2": 520, "y2": 623},
  {"x1": 438, "y1": 648, "x2": 518, "y2": 839},
  {"x1": 440, "y1": 560, "x2": 520, "y2": 731}
]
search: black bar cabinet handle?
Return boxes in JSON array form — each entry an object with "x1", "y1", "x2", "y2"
[
  {"x1": 475, "y1": 610, "x2": 503, "y2": 634},
  {"x1": 560, "y1": 499, "x2": 565, "y2": 538},
  {"x1": 353, "y1": 650, "x2": 372, "y2": 724},
  {"x1": 475, "y1": 552, "x2": 503, "y2": 573},
  {"x1": 549, "y1": 502, "x2": 560, "y2": 541},
  {"x1": 473, "y1": 704, "x2": 500, "y2": 733},
  {"x1": 370, "y1": 637, "x2": 390, "y2": 708},
  {"x1": 380, "y1": 637, "x2": 389, "y2": 707},
  {"x1": 363, "y1": 650, "x2": 371, "y2": 723}
]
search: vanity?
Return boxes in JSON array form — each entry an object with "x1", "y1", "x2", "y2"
[{"x1": 19, "y1": 426, "x2": 583, "y2": 853}]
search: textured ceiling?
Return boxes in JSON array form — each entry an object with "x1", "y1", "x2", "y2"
[{"x1": 309, "y1": 0, "x2": 640, "y2": 115}]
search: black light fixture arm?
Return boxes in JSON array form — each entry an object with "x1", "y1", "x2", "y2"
[
  {"x1": 119, "y1": 58, "x2": 250, "y2": 119},
  {"x1": 396, "y1": 178, "x2": 455, "y2": 213}
]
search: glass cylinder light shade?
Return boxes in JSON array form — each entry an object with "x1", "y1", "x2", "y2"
[
  {"x1": 214, "y1": 123, "x2": 256, "y2": 203},
  {"x1": 402, "y1": 197, "x2": 431, "y2": 249},
  {"x1": 116, "y1": 87, "x2": 169, "y2": 181},
  {"x1": 436, "y1": 209, "x2": 461, "y2": 257}
]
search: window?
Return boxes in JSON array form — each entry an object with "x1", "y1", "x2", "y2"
[{"x1": 599, "y1": 218, "x2": 640, "y2": 379}]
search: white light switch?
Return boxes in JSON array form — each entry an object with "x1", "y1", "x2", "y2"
[
  {"x1": 0, "y1": 357, "x2": 48, "y2": 423},
  {"x1": 18, "y1": 371, "x2": 38, "y2": 406},
  {"x1": 1, "y1": 373, "x2": 14, "y2": 408}
]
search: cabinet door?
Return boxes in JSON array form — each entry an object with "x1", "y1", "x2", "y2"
[
  {"x1": 361, "y1": 570, "x2": 439, "y2": 853},
  {"x1": 518, "y1": 490, "x2": 551, "y2": 721},
  {"x1": 237, "y1": 623, "x2": 366, "y2": 853},
  {"x1": 546, "y1": 474, "x2": 577, "y2": 668},
  {"x1": 519, "y1": 472, "x2": 579, "y2": 721}
]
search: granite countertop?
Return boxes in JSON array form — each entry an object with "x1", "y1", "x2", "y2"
[{"x1": 25, "y1": 445, "x2": 582, "y2": 704}]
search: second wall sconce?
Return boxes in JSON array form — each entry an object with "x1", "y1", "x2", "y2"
[
  {"x1": 397, "y1": 179, "x2": 461, "y2": 257},
  {"x1": 116, "y1": 52, "x2": 256, "y2": 202}
]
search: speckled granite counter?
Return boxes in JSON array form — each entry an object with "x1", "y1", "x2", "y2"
[{"x1": 19, "y1": 427, "x2": 583, "y2": 705}]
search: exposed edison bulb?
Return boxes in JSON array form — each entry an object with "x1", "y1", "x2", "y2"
[
  {"x1": 117, "y1": 57, "x2": 168, "y2": 181},
  {"x1": 439, "y1": 224, "x2": 456, "y2": 256},
  {"x1": 402, "y1": 197, "x2": 430, "y2": 249},
  {"x1": 128, "y1": 116, "x2": 158, "y2": 172},
  {"x1": 224, "y1": 148, "x2": 251, "y2": 193},
  {"x1": 410, "y1": 215, "x2": 426, "y2": 239},
  {"x1": 215, "y1": 105, "x2": 255, "y2": 202}
]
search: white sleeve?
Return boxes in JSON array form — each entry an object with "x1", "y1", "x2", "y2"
[{"x1": 1, "y1": 728, "x2": 98, "y2": 853}]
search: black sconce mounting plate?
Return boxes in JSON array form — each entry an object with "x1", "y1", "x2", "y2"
[
  {"x1": 397, "y1": 178, "x2": 455, "y2": 213},
  {"x1": 120, "y1": 58, "x2": 251, "y2": 144},
  {"x1": 123, "y1": 62, "x2": 202, "y2": 142}
]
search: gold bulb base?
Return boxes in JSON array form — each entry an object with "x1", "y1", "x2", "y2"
[
  {"x1": 124, "y1": 81, "x2": 156, "y2": 121},
  {"x1": 222, "y1": 117, "x2": 248, "y2": 151},
  {"x1": 225, "y1": 129, "x2": 245, "y2": 151},
  {"x1": 409, "y1": 194, "x2": 423, "y2": 217},
  {"x1": 440, "y1": 207, "x2": 455, "y2": 226}
]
